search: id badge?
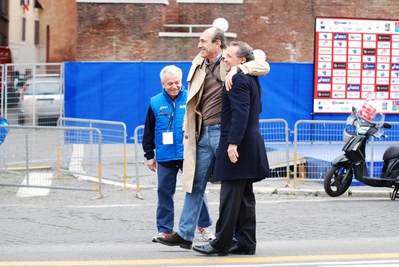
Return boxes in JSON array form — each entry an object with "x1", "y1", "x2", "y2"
[{"x1": 162, "y1": 131, "x2": 174, "y2": 145}]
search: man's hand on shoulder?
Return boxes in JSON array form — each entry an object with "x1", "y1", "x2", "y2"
[{"x1": 225, "y1": 66, "x2": 238, "y2": 91}]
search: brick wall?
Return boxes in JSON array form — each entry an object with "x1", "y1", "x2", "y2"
[{"x1": 76, "y1": 0, "x2": 399, "y2": 62}]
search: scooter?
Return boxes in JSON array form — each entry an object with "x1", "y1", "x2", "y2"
[{"x1": 323, "y1": 106, "x2": 399, "y2": 200}]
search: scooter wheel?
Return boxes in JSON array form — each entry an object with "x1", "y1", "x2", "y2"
[{"x1": 324, "y1": 164, "x2": 353, "y2": 197}]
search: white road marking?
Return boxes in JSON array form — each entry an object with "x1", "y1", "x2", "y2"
[{"x1": 16, "y1": 172, "x2": 53, "y2": 197}]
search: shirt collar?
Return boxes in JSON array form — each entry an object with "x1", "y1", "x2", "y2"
[{"x1": 205, "y1": 52, "x2": 223, "y2": 66}]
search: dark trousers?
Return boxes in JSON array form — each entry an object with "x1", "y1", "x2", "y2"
[{"x1": 210, "y1": 178, "x2": 257, "y2": 253}]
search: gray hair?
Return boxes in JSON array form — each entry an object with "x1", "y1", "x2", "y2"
[
  {"x1": 212, "y1": 28, "x2": 227, "y2": 49},
  {"x1": 160, "y1": 65, "x2": 183, "y2": 82},
  {"x1": 229, "y1": 41, "x2": 255, "y2": 62}
]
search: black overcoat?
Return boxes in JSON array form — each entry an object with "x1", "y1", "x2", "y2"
[{"x1": 213, "y1": 73, "x2": 271, "y2": 182}]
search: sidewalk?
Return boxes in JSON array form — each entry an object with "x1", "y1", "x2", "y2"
[{"x1": 204, "y1": 178, "x2": 393, "y2": 199}]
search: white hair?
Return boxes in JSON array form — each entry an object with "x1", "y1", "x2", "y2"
[{"x1": 160, "y1": 65, "x2": 182, "y2": 82}]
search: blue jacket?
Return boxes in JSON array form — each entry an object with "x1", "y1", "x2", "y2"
[{"x1": 142, "y1": 88, "x2": 187, "y2": 162}]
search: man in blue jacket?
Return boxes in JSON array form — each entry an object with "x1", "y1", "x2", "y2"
[{"x1": 142, "y1": 65, "x2": 214, "y2": 242}]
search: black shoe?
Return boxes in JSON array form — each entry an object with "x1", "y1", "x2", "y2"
[
  {"x1": 229, "y1": 244, "x2": 256, "y2": 255},
  {"x1": 156, "y1": 232, "x2": 192, "y2": 250},
  {"x1": 193, "y1": 244, "x2": 228, "y2": 256}
]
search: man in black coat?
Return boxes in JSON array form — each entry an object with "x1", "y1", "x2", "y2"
[{"x1": 193, "y1": 41, "x2": 271, "y2": 256}]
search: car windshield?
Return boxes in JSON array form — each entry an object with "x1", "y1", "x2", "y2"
[{"x1": 25, "y1": 82, "x2": 60, "y2": 95}]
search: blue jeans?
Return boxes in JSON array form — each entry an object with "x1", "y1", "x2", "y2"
[
  {"x1": 178, "y1": 124, "x2": 221, "y2": 242},
  {"x1": 157, "y1": 160, "x2": 212, "y2": 234}
]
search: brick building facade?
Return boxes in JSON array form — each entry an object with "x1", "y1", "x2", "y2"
[{"x1": 76, "y1": 0, "x2": 399, "y2": 62}]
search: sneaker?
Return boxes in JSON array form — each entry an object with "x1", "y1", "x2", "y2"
[
  {"x1": 152, "y1": 232, "x2": 171, "y2": 243},
  {"x1": 156, "y1": 232, "x2": 193, "y2": 250},
  {"x1": 197, "y1": 226, "x2": 216, "y2": 241}
]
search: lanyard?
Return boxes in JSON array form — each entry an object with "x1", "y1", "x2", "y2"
[
  {"x1": 206, "y1": 60, "x2": 224, "y2": 86},
  {"x1": 159, "y1": 101, "x2": 175, "y2": 131}
]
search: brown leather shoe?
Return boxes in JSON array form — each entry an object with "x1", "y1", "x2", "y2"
[{"x1": 156, "y1": 232, "x2": 192, "y2": 250}]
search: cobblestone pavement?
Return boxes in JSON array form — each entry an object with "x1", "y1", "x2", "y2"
[{"x1": 0, "y1": 178, "x2": 395, "y2": 247}]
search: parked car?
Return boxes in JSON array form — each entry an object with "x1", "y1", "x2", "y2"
[{"x1": 18, "y1": 77, "x2": 62, "y2": 126}]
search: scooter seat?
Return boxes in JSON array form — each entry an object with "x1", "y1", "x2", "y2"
[{"x1": 383, "y1": 146, "x2": 399, "y2": 161}]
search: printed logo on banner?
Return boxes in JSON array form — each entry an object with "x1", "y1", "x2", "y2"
[
  {"x1": 391, "y1": 92, "x2": 399, "y2": 98},
  {"x1": 349, "y1": 49, "x2": 361, "y2": 55},
  {"x1": 347, "y1": 84, "x2": 360, "y2": 91},
  {"x1": 348, "y1": 63, "x2": 361, "y2": 70},
  {"x1": 362, "y1": 77, "x2": 374, "y2": 84},
  {"x1": 392, "y1": 57, "x2": 399, "y2": 63},
  {"x1": 331, "y1": 101, "x2": 345, "y2": 105},
  {"x1": 377, "y1": 56, "x2": 390, "y2": 62},
  {"x1": 348, "y1": 77, "x2": 361, "y2": 84},
  {"x1": 318, "y1": 70, "x2": 331, "y2": 76},
  {"x1": 376, "y1": 78, "x2": 389, "y2": 84},
  {"x1": 348, "y1": 70, "x2": 361, "y2": 76},
  {"x1": 393, "y1": 43, "x2": 399, "y2": 49},
  {"x1": 334, "y1": 48, "x2": 346, "y2": 54},
  {"x1": 319, "y1": 40, "x2": 332, "y2": 47},
  {"x1": 349, "y1": 34, "x2": 362, "y2": 40},
  {"x1": 393, "y1": 34, "x2": 399, "y2": 41},
  {"x1": 333, "y1": 63, "x2": 346, "y2": 68},
  {"x1": 333, "y1": 77, "x2": 345, "y2": 83},
  {"x1": 347, "y1": 92, "x2": 360, "y2": 98},
  {"x1": 333, "y1": 55, "x2": 346, "y2": 62},
  {"x1": 333, "y1": 84, "x2": 345, "y2": 91},
  {"x1": 348, "y1": 56, "x2": 361, "y2": 62},
  {"x1": 378, "y1": 49, "x2": 390, "y2": 55},
  {"x1": 392, "y1": 85, "x2": 399, "y2": 91},
  {"x1": 377, "y1": 85, "x2": 389, "y2": 91},
  {"x1": 363, "y1": 42, "x2": 376, "y2": 48},
  {"x1": 376, "y1": 92, "x2": 388, "y2": 99},
  {"x1": 362, "y1": 85, "x2": 374, "y2": 91},
  {"x1": 378, "y1": 35, "x2": 391, "y2": 41},
  {"x1": 378, "y1": 42, "x2": 391, "y2": 48},
  {"x1": 319, "y1": 55, "x2": 332, "y2": 61},
  {"x1": 392, "y1": 78, "x2": 399, "y2": 84},
  {"x1": 332, "y1": 92, "x2": 345, "y2": 98},
  {"x1": 362, "y1": 70, "x2": 374, "y2": 76},
  {"x1": 363, "y1": 56, "x2": 376, "y2": 62},
  {"x1": 319, "y1": 33, "x2": 332, "y2": 39},
  {"x1": 363, "y1": 63, "x2": 375, "y2": 69},
  {"x1": 318, "y1": 62, "x2": 331, "y2": 68},
  {"x1": 319, "y1": 48, "x2": 332, "y2": 54},
  {"x1": 364, "y1": 34, "x2": 376, "y2": 41},
  {"x1": 392, "y1": 50, "x2": 399, "y2": 56},
  {"x1": 318, "y1": 77, "x2": 331, "y2": 83},
  {"x1": 333, "y1": 70, "x2": 346, "y2": 76},
  {"x1": 318, "y1": 92, "x2": 330, "y2": 97},
  {"x1": 317, "y1": 84, "x2": 331, "y2": 91},
  {"x1": 377, "y1": 64, "x2": 388, "y2": 70},
  {"x1": 377, "y1": 71, "x2": 389, "y2": 77},
  {"x1": 334, "y1": 41, "x2": 347, "y2": 47},
  {"x1": 348, "y1": 42, "x2": 358, "y2": 51},
  {"x1": 334, "y1": 33, "x2": 347, "y2": 40},
  {"x1": 363, "y1": 49, "x2": 376, "y2": 55}
]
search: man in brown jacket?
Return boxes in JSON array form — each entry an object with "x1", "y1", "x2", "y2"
[{"x1": 157, "y1": 27, "x2": 270, "y2": 250}]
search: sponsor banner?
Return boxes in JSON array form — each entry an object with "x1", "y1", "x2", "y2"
[
  {"x1": 314, "y1": 17, "x2": 399, "y2": 114},
  {"x1": 332, "y1": 84, "x2": 346, "y2": 91}
]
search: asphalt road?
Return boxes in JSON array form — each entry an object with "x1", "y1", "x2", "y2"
[{"x1": 1, "y1": 183, "x2": 399, "y2": 266}]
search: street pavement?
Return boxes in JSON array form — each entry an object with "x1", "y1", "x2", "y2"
[{"x1": 0, "y1": 177, "x2": 394, "y2": 246}]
